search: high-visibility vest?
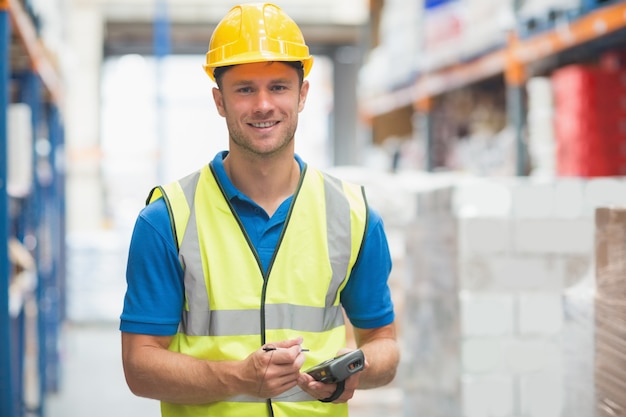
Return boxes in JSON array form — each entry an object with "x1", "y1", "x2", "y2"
[{"x1": 146, "y1": 163, "x2": 368, "y2": 417}]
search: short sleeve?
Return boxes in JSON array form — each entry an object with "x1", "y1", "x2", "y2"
[
  {"x1": 340, "y1": 208, "x2": 395, "y2": 329},
  {"x1": 119, "y1": 198, "x2": 185, "y2": 336}
]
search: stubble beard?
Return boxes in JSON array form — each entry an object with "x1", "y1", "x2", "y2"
[{"x1": 228, "y1": 118, "x2": 297, "y2": 159}]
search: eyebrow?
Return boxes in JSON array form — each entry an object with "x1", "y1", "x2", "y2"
[{"x1": 231, "y1": 77, "x2": 295, "y2": 86}]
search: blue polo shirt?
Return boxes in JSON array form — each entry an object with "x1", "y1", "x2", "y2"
[{"x1": 120, "y1": 152, "x2": 394, "y2": 336}]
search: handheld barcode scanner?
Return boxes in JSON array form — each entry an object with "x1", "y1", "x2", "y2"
[{"x1": 305, "y1": 349, "x2": 365, "y2": 384}]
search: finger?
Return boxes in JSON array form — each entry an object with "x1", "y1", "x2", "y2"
[
  {"x1": 321, "y1": 382, "x2": 343, "y2": 402},
  {"x1": 262, "y1": 346, "x2": 307, "y2": 367},
  {"x1": 299, "y1": 379, "x2": 335, "y2": 399},
  {"x1": 298, "y1": 372, "x2": 313, "y2": 385},
  {"x1": 264, "y1": 336, "x2": 304, "y2": 351},
  {"x1": 294, "y1": 350, "x2": 306, "y2": 368},
  {"x1": 343, "y1": 373, "x2": 361, "y2": 392}
]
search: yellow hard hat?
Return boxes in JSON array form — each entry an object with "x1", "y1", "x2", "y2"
[{"x1": 204, "y1": 3, "x2": 314, "y2": 82}]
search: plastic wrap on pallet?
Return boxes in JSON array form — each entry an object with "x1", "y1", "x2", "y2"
[
  {"x1": 594, "y1": 207, "x2": 626, "y2": 417},
  {"x1": 595, "y1": 207, "x2": 626, "y2": 299},
  {"x1": 594, "y1": 298, "x2": 626, "y2": 416},
  {"x1": 563, "y1": 274, "x2": 596, "y2": 417},
  {"x1": 403, "y1": 184, "x2": 461, "y2": 417}
]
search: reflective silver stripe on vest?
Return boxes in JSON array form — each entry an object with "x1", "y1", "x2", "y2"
[
  {"x1": 176, "y1": 169, "x2": 354, "y2": 336},
  {"x1": 181, "y1": 303, "x2": 345, "y2": 336},
  {"x1": 322, "y1": 174, "x2": 352, "y2": 307},
  {"x1": 178, "y1": 171, "x2": 201, "y2": 207},
  {"x1": 176, "y1": 171, "x2": 211, "y2": 335},
  {"x1": 229, "y1": 386, "x2": 315, "y2": 403}
]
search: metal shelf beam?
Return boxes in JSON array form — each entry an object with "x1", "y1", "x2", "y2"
[
  {"x1": 8, "y1": 0, "x2": 63, "y2": 105},
  {"x1": 362, "y1": 1, "x2": 626, "y2": 119},
  {"x1": 363, "y1": 1, "x2": 626, "y2": 176},
  {"x1": 414, "y1": 1, "x2": 626, "y2": 102},
  {"x1": 512, "y1": 1, "x2": 626, "y2": 64}
]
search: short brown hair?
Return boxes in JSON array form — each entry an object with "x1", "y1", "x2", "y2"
[{"x1": 214, "y1": 61, "x2": 305, "y2": 88}]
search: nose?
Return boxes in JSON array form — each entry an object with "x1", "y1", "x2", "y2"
[{"x1": 253, "y1": 89, "x2": 273, "y2": 114}]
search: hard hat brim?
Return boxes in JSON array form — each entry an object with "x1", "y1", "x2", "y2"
[{"x1": 204, "y1": 55, "x2": 314, "y2": 82}]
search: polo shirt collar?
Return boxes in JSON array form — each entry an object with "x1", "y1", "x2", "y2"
[{"x1": 209, "y1": 151, "x2": 305, "y2": 203}]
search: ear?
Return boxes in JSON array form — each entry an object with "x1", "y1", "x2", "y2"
[
  {"x1": 298, "y1": 80, "x2": 310, "y2": 113},
  {"x1": 212, "y1": 87, "x2": 226, "y2": 117}
]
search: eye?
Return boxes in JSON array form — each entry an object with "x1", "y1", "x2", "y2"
[
  {"x1": 271, "y1": 84, "x2": 288, "y2": 92},
  {"x1": 237, "y1": 86, "x2": 254, "y2": 94}
]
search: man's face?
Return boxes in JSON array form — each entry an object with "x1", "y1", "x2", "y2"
[{"x1": 212, "y1": 61, "x2": 309, "y2": 158}]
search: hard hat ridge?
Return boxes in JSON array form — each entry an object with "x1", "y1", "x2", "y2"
[{"x1": 204, "y1": 3, "x2": 314, "y2": 82}]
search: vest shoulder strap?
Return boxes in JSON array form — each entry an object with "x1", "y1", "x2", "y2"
[{"x1": 146, "y1": 179, "x2": 193, "y2": 252}]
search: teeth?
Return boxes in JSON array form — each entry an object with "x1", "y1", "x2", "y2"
[{"x1": 251, "y1": 121, "x2": 276, "y2": 128}]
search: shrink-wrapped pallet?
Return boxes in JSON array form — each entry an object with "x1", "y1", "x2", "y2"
[{"x1": 594, "y1": 207, "x2": 626, "y2": 417}]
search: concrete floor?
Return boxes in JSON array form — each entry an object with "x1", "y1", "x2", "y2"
[{"x1": 45, "y1": 322, "x2": 161, "y2": 417}]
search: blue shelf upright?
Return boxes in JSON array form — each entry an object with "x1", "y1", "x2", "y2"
[
  {"x1": 1, "y1": 1, "x2": 15, "y2": 416},
  {"x1": 1, "y1": 1, "x2": 66, "y2": 416}
]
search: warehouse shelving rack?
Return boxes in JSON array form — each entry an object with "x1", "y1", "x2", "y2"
[
  {"x1": 361, "y1": 1, "x2": 626, "y2": 174},
  {"x1": 1, "y1": 1, "x2": 66, "y2": 416}
]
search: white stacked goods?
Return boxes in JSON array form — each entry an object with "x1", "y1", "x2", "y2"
[
  {"x1": 594, "y1": 207, "x2": 626, "y2": 417},
  {"x1": 459, "y1": 0, "x2": 515, "y2": 61},
  {"x1": 327, "y1": 167, "x2": 463, "y2": 411},
  {"x1": 358, "y1": 0, "x2": 422, "y2": 101},
  {"x1": 402, "y1": 175, "x2": 626, "y2": 417},
  {"x1": 421, "y1": 0, "x2": 465, "y2": 71},
  {"x1": 516, "y1": 0, "x2": 583, "y2": 37},
  {"x1": 421, "y1": 0, "x2": 515, "y2": 71},
  {"x1": 527, "y1": 77, "x2": 557, "y2": 178},
  {"x1": 456, "y1": 177, "x2": 595, "y2": 417},
  {"x1": 516, "y1": 0, "x2": 583, "y2": 19},
  {"x1": 326, "y1": 167, "x2": 626, "y2": 417}
]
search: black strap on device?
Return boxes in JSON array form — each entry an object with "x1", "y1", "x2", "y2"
[{"x1": 319, "y1": 380, "x2": 345, "y2": 403}]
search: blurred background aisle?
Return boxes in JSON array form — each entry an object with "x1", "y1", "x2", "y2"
[
  {"x1": 44, "y1": 229, "x2": 161, "y2": 416},
  {"x1": 45, "y1": 323, "x2": 161, "y2": 417},
  {"x1": 4, "y1": 1, "x2": 626, "y2": 417}
]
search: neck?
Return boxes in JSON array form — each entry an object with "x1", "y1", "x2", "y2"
[{"x1": 223, "y1": 152, "x2": 300, "y2": 216}]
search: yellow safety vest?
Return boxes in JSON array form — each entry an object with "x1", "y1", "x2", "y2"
[{"x1": 146, "y1": 163, "x2": 368, "y2": 417}]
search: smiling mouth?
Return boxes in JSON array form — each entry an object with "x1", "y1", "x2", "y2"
[{"x1": 250, "y1": 121, "x2": 278, "y2": 128}]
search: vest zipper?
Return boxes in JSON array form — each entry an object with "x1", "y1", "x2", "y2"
[
  {"x1": 262, "y1": 167, "x2": 306, "y2": 417},
  {"x1": 211, "y1": 163, "x2": 308, "y2": 417}
]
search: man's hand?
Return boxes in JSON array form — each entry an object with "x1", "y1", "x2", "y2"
[
  {"x1": 246, "y1": 337, "x2": 307, "y2": 399},
  {"x1": 297, "y1": 348, "x2": 368, "y2": 403}
]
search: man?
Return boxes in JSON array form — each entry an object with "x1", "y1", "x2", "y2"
[{"x1": 120, "y1": 3, "x2": 399, "y2": 416}]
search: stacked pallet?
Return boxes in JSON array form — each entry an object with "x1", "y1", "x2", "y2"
[
  {"x1": 594, "y1": 207, "x2": 626, "y2": 417},
  {"x1": 401, "y1": 176, "x2": 626, "y2": 417}
]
